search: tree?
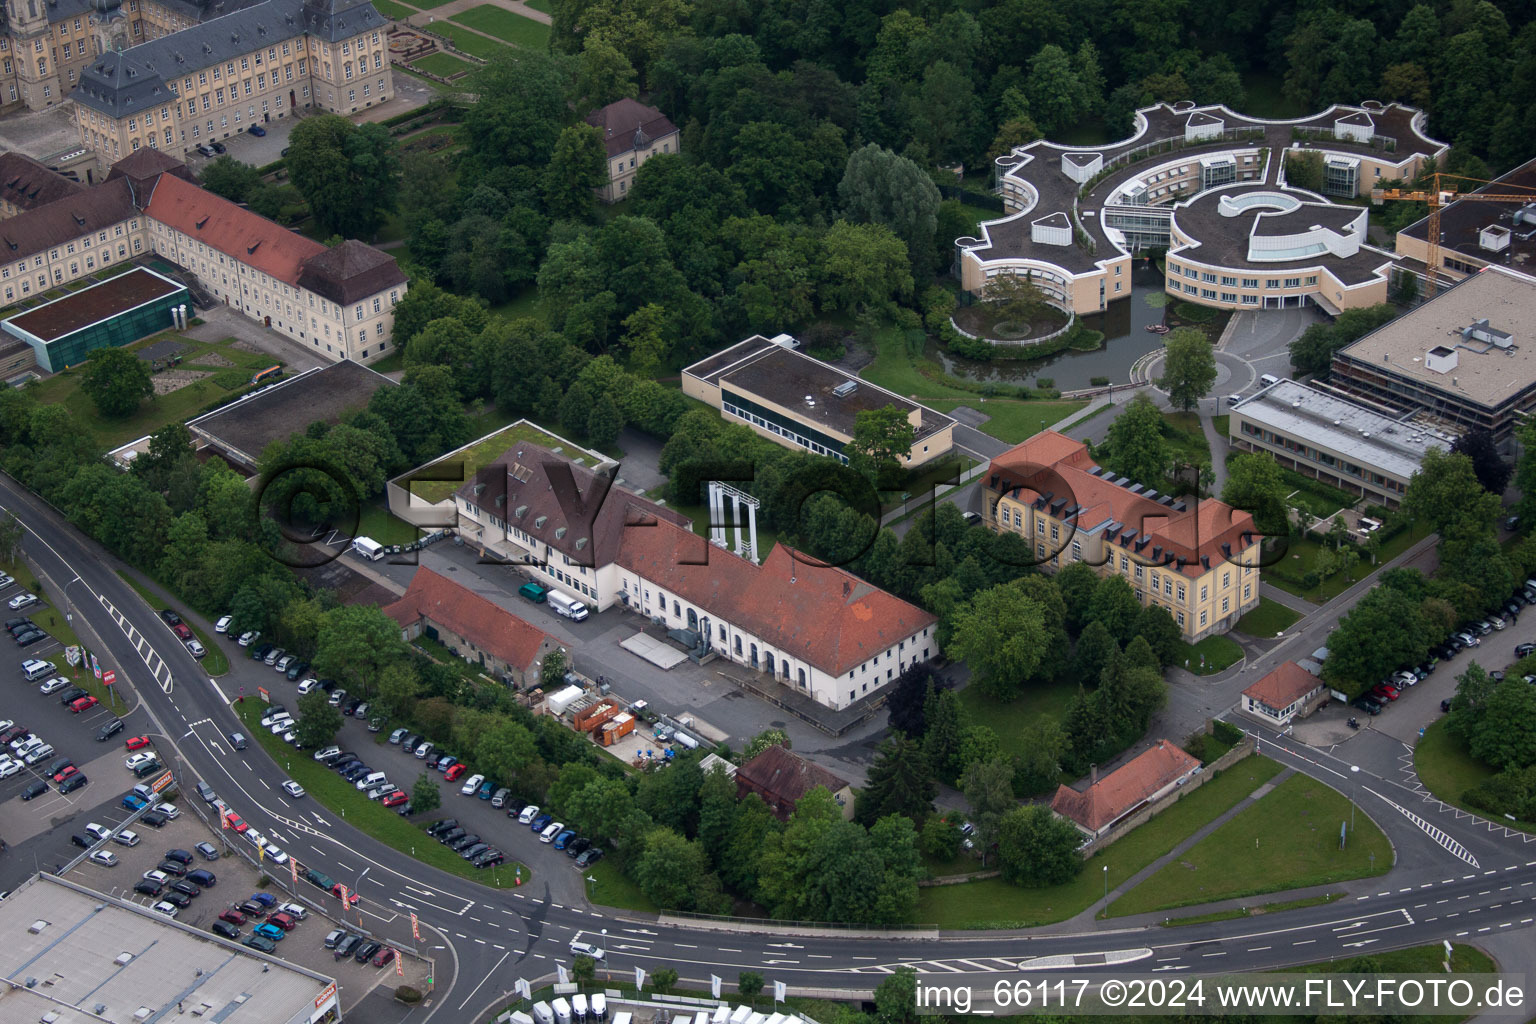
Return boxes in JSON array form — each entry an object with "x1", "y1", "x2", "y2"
[
  {"x1": 1405, "y1": 449, "x2": 1502, "y2": 536},
  {"x1": 1284, "y1": 150, "x2": 1326, "y2": 192},
  {"x1": 81, "y1": 347, "x2": 154, "y2": 417},
  {"x1": 1070, "y1": 620, "x2": 1118, "y2": 683},
  {"x1": 474, "y1": 719, "x2": 539, "y2": 786},
  {"x1": 312, "y1": 604, "x2": 408, "y2": 699},
  {"x1": 844, "y1": 406, "x2": 916, "y2": 481},
  {"x1": 1102, "y1": 394, "x2": 1167, "y2": 488},
  {"x1": 411, "y1": 771, "x2": 442, "y2": 815},
  {"x1": 1089, "y1": 576, "x2": 1144, "y2": 647},
  {"x1": 1451, "y1": 428, "x2": 1512, "y2": 496},
  {"x1": 1322, "y1": 585, "x2": 1431, "y2": 695},
  {"x1": 200, "y1": 156, "x2": 262, "y2": 203},
  {"x1": 650, "y1": 968, "x2": 679, "y2": 993},
  {"x1": 1024, "y1": 44, "x2": 1090, "y2": 136},
  {"x1": 961, "y1": 756, "x2": 1016, "y2": 865},
  {"x1": 886, "y1": 667, "x2": 940, "y2": 737},
  {"x1": 544, "y1": 124, "x2": 608, "y2": 221},
  {"x1": 920, "y1": 815, "x2": 961, "y2": 860},
  {"x1": 1158, "y1": 329, "x2": 1217, "y2": 412},
  {"x1": 574, "y1": 38, "x2": 637, "y2": 112},
  {"x1": 920, "y1": 685, "x2": 963, "y2": 782},
  {"x1": 1469, "y1": 676, "x2": 1536, "y2": 771},
  {"x1": 1134, "y1": 606, "x2": 1185, "y2": 666},
  {"x1": 1012, "y1": 718, "x2": 1067, "y2": 796},
  {"x1": 874, "y1": 967, "x2": 919, "y2": 1024},
  {"x1": 743, "y1": 728, "x2": 791, "y2": 762},
  {"x1": 286, "y1": 114, "x2": 399, "y2": 237},
  {"x1": 1222, "y1": 447, "x2": 1289, "y2": 536},
  {"x1": 632, "y1": 827, "x2": 727, "y2": 912},
  {"x1": 0, "y1": 511, "x2": 21, "y2": 565},
  {"x1": 946, "y1": 581, "x2": 1050, "y2": 700},
  {"x1": 461, "y1": 50, "x2": 572, "y2": 172},
  {"x1": 738, "y1": 972, "x2": 765, "y2": 1001},
  {"x1": 856, "y1": 734, "x2": 935, "y2": 824},
  {"x1": 295, "y1": 688, "x2": 345, "y2": 748},
  {"x1": 819, "y1": 220, "x2": 913, "y2": 317},
  {"x1": 996, "y1": 804, "x2": 1084, "y2": 887},
  {"x1": 838, "y1": 144, "x2": 942, "y2": 278},
  {"x1": 572, "y1": 955, "x2": 596, "y2": 987},
  {"x1": 1288, "y1": 303, "x2": 1399, "y2": 376}
]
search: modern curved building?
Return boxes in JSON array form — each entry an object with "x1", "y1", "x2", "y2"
[{"x1": 958, "y1": 101, "x2": 1448, "y2": 317}]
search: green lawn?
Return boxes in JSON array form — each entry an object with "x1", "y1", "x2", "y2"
[
  {"x1": 1280, "y1": 944, "x2": 1497, "y2": 1024},
  {"x1": 401, "y1": 419, "x2": 579, "y2": 503},
  {"x1": 1212, "y1": 414, "x2": 1230, "y2": 438},
  {"x1": 927, "y1": 398, "x2": 1087, "y2": 444},
  {"x1": 860, "y1": 327, "x2": 974, "y2": 401},
  {"x1": 584, "y1": 857, "x2": 657, "y2": 913},
  {"x1": 434, "y1": 23, "x2": 511, "y2": 59},
  {"x1": 1235, "y1": 597, "x2": 1303, "y2": 637},
  {"x1": 367, "y1": 350, "x2": 404, "y2": 374},
  {"x1": 1414, "y1": 718, "x2": 1536, "y2": 832},
  {"x1": 411, "y1": 51, "x2": 474, "y2": 77},
  {"x1": 24, "y1": 333, "x2": 280, "y2": 449},
  {"x1": 1109, "y1": 772, "x2": 1392, "y2": 916},
  {"x1": 916, "y1": 756, "x2": 1284, "y2": 928},
  {"x1": 1267, "y1": 522, "x2": 1432, "y2": 603},
  {"x1": 234, "y1": 699, "x2": 531, "y2": 888},
  {"x1": 450, "y1": 5, "x2": 551, "y2": 47},
  {"x1": 371, "y1": 0, "x2": 415, "y2": 18},
  {"x1": 485, "y1": 286, "x2": 543, "y2": 322},
  {"x1": 116, "y1": 570, "x2": 231, "y2": 676},
  {"x1": 357, "y1": 502, "x2": 424, "y2": 546},
  {"x1": 955, "y1": 680, "x2": 1079, "y2": 745},
  {"x1": 1175, "y1": 632, "x2": 1244, "y2": 675},
  {"x1": 1161, "y1": 411, "x2": 1210, "y2": 466},
  {"x1": 411, "y1": 0, "x2": 461, "y2": 8}
]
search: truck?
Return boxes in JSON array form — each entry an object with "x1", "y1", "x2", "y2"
[
  {"x1": 598, "y1": 712, "x2": 635, "y2": 747},
  {"x1": 546, "y1": 591, "x2": 589, "y2": 621},
  {"x1": 351, "y1": 537, "x2": 384, "y2": 561},
  {"x1": 572, "y1": 702, "x2": 618, "y2": 733}
]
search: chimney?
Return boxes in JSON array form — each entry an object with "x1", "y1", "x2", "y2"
[{"x1": 1090, "y1": 763, "x2": 1098, "y2": 786}]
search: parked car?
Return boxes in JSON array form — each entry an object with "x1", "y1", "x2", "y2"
[
  {"x1": 151, "y1": 901, "x2": 179, "y2": 919},
  {"x1": 8, "y1": 592, "x2": 38, "y2": 610},
  {"x1": 215, "y1": 615, "x2": 232, "y2": 633},
  {"x1": 478, "y1": 780, "x2": 496, "y2": 800},
  {"x1": 243, "y1": 934, "x2": 276, "y2": 953},
  {"x1": 39, "y1": 677, "x2": 70, "y2": 695},
  {"x1": 286, "y1": 661, "x2": 309, "y2": 681},
  {"x1": 194, "y1": 842, "x2": 220, "y2": 861},
  {"x1": 458, "y1": 771, "x2": 483, "y2": 794},
  {"x1": 491, "y1": 787, "x2": 511, "y2": 808},
  {"x1": 114, "y1": 829, "x2": 140, "y2": 847},
  {"x1": 188, "y1": 869, "x2": 217, "y2": 887},
  {"x1": 253, "y1": 922, "x2": 285, "y2": 942},
  {"x1": 20, "y1": 779, "x2": 47, "y2": 800},
  {"x1": 211, "y1": 920, "x2": 241, "y2": 940},
  {"x1": 426, "y1": 819, "x2": 458, "y2": 837},
  {"x1": 219, "y1": 908, "x2": 246, "y2": 925},
  {"x1": 574, "y1": 847, "x2": 604, "y2": 868},
  {"x1": 96, "y1": 719, "x2": 124, "y2": 741},
  {"x1": 389, "y1": 728, "x2": 409, "y2": 744},
  {"x1": 249, "y1": 125, "x2": 266, "y2": 137},
  {"x1": 134, "y1": 880, "x2": 163, "y2": 897},
  {"x1": 160, "y1": 891, "x2": 192, "y2": 908},
  {"x1": 88, "y1": 849, "x2": 118, "y2": 867},
  {"x1": 444, "y1": 763, "x2": 467, "y2": 783},
  {"x1": 382, "y1": 790, "x2": 408, "y2": 808}
]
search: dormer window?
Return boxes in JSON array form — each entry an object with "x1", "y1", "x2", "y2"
[
  {"x1": 533, "y1": 515, "x2": 547, "y2": 529},
  {"x1": 513, "y1": 505, "x2": 527, "y2": 519},
  {"x1": 554, "y1": 527, "x2": 566, "y2": 540}
]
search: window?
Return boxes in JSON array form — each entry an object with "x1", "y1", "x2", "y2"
[
  {"x1": 1265, "y1": 279, "x2": 1279, "y2": 289},
  {"x1": 1220, "y1": 291, "x2": 1237, "y2": 302},
  {"x1": 1241, "y1": 277, "x2": 1259, "y2": 288},
  {"x1": 1200, "y1": 272, "x2": 1216, "y2": 283},
  {"x1": 1220, "y1": 275, "x2": 1237, "y2": 287},
  {"x1": 1283, "y1": 277, "x2": 1301, "y2": 288}
]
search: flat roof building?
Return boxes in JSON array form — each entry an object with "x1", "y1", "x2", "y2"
[
  {"x1": 1394, "y1": 157, "x2": 1536, "y2": 285},
  {"x1": 682, "y1": 335, "x2": 956, "y2": 467},
  {"x1": 1330, "y1": 265, "x2": 1536, "y2": 439},
  {"x1": 1229, "y1": 378, "x2": 1451, "y2": 508},
  {"x1": 0, "y1": 267, "x2": 187, "y2": 372},
  {"x1": 187, "y1": 359, "x2": 395, "y2": 469},
  {"x1": 0, "y1": 873, "x2": 341, "y2": 1024}
]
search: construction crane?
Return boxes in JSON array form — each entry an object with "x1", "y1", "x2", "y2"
[{"x1": 1371, "y1": 172, "x2": 1536, "y2": 298}]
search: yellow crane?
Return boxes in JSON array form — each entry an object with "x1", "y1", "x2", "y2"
[{"x1": 1372, "y1": 172, "x2": 1536, "y2": 297}]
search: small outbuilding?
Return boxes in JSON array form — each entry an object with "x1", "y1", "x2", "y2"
[{"x1": 1238, "y1": 660, "x2": 1328, "y2": 726}]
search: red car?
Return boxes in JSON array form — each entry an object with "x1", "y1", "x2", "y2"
[
  {"x1": 225, "y1": 811, "x2": 249, "y2": 833},
  {"x1": 444, "y1": 763, "x2": 467, "y2": 783},
  {"x1": 218, "y1": 908, "x2": 246, "y2": 925},
  {"x1": 125, "y1": 735, "x2": 151, "y2": 751},
  {"x1": 69, "y1": 695, "x2": 98, "y2": 713},
  {"x1": 331, "y1": 883, "x2": 359, "y2": 906},
  {"x1": 381, "y1": 790, "x2": 408, "y2": 808},
  {"x1": 372, "y1": 946, "x2": 396, "y2": 968},
  {"x1": 171, "y1": 623, "x2": 193, "y2": 642},
  {"x1": 53, "y1": 765, "x2": 79, "y2": 784},
  {"x1": 1371, "y1": 686, "x2": 1400, "y2": 702},
  {"x1": 267, "y1": 911, "x2": 297, "y2": 930}
]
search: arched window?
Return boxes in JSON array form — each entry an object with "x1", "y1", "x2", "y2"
[{"x1": 797, "y1": 668, "x2": 806, "y2": 689}]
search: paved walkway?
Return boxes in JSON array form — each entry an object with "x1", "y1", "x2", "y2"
[
  {"x1": 1066, "y1": 766, "x2": 1296, "y2": 927},
  {"x1": 1260, "y1": 582, "x2": 1316, "y2": 615}
]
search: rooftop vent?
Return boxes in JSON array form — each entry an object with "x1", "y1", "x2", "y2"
[
  {"x1": 195, "y1": 215, "x2": 209, "y2": 230},
  {"x1": 554, "y1": 526, "x2": 566, "y2": 539},
  {"x1": 27, "y1": 921, "x2": 48, "y2": 935},
  {"x1": 832, "y1": 380, "x2": 857, "y2": 398},
  {"x1": 1463, "y1": 317, "x2": 1513, "y2": 348},
  {"x1": 113, "y1": 952, "x2": 133, "y2": 966},
  {"x1": 803, "y1": 395, "x2": 815, "y2": 407}
]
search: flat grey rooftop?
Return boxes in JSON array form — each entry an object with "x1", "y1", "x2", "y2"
[
  {"x1": 1231, "y1": 378, "x2": 1450, "y2": 479},
  {"x1": 1335, "y1": 267, "x2": 1536, "y2": 408},
  {"x1": 0, "y1": 874, "x2": 333, "y2": 1024}
]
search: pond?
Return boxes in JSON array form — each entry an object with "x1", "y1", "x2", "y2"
[{"x1": 932, "y1": 259, "x2": 1170, "y2": 391}]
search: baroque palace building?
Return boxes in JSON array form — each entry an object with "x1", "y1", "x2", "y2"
[{"x1": 0, "y1": 0, "x2": 390, "y2": 166}]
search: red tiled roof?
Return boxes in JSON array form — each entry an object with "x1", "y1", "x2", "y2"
[
  {"x1": 144, "y1": 172, "x2": 326, "y2": 287},
  {"x1": 988, "y1": 430, "x2": 1256, "y2": 577},
  {"x1": 1050, "y1": 740, "x2": 1201, "y2": 833},
  {"x1": 1243, "y1": 661, "x2": 1323, "y2": 710},
  {"x1": 617, "y1": 516, "x2": 937, "y2": 678},
  {"x1": 737, "y1": 744, "x2": 851, "y2": 811},
  {"x1": 384, "y1": 567, "x2": 557, "y2": 673}
]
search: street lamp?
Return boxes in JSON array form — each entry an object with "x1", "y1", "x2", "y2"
[{"x1": 1102, "y1": 864, "x2": 1108, "y2": 915}]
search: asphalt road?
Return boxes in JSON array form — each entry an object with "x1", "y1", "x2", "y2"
[{"x1": 1, "y1": 472, "x2": 1534, "y2": 1024}]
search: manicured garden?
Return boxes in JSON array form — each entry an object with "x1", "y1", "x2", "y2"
[
  {"x1": 916, "y1": 756, "x2": 1283, "y2": 928},
  {"x1": 433, "y1": 23, "x2": 512, "y2": 60},
  {"x1": 450, "y1": 5, "x2": 551, "y2": 48},
  {"x1": 1266, "y1": 522, "x2": 1432, "y2": 603},
  {"x1": 411, "y1": 51, "x2": 475, "y2": 77},
  {"x1": 233, "y1": 699, "x2": 531, "y2": 888},
  {"x1": 1109, "y1": 772, "x2": 1392, "y2": 916}
]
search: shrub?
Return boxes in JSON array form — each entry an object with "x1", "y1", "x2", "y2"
[
  {"x1": 1212, "y1": 720, "x2": 1244, "y2": 746},
  {"x1": 1090, "y1": 376, "x2": 1110, "y2": 387},
  {"x1": 1035, "y1": 378, "x2": 1054, "y2": 389},
  {"x1": 396, "y1": 986, "x2": 423, "y2": 1004},
  {"x1": 1302, "y1": 571, "x2": 1321, "y2": 590}
]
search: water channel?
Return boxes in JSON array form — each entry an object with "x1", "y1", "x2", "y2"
[{"x1": 932, "y1": 259, "x2": 1170, "y2": 391}]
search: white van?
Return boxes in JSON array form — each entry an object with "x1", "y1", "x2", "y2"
[
  {"x1": 573, "y1": 994, "x2": 589, "y2": 1023},
  {"x1": 552, "y1": 997, "x2": 572, "y2": 1024},
  {"x1": 547, "y1": 591, "x2": 589, "y2": 621},
  {"x1": 356, "y1": 771, "x2": 387, "y2": 791},
  {"x1": 350, "y1": 536, "x2": 385, "y2": 561},
  {"x1": 22, "y1": 660, "x2": 52, "y2": 682},
  {"x1": 532, "y1": 1003, "x2": 555, "y2": 1024},
  {"x1": 1260, "y1": 373, "x2": 1280, "y2": 387}
]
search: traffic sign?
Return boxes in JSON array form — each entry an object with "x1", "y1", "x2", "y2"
[{"x1": 102, "y1": 670, "x2": 116, "y2": 687}]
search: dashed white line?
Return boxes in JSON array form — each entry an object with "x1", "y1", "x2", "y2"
[{"x1": 1248, "y1": 946, "x2": 1271, "y2": 952}]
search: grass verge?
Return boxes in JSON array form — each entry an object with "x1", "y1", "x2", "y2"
[
  {"x1": 450, "y1": 5, "x2": 551, "y2": 47},
  {"x1": 115, "y1": 571, "x2": 231, "y2": 676},
  {"x1": 1109, "y1": 772, "x2": 1392, "y2": 916},
  {"x1": 233, "y1": 699, "x2": 531, "y2": 888},
  {"x1": 1062, "y1": 403, "x2": 1112, "y2": 433},
  {"x1": 1414, "y1": 718, "x2": 1536, "y2": 833},
  {"x1": 584, "y1": 856, "x2": 657, "y2": 913},
  {"x1": 1235, "y1": 596, "x2": 1303, "y2": 637},
  {"x1": 1161, "y1": 891, "x2": 1344, "y2": 926},
  {"x1": 1175, "y1": 633, "x2": 1244, "y2": 675},
  {"x1": 927, "y1": 398, "x2": 1087, "y2": 444},
  {"x1": 916, "y1": 756, "x2": 1283, "y2": 928}
]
